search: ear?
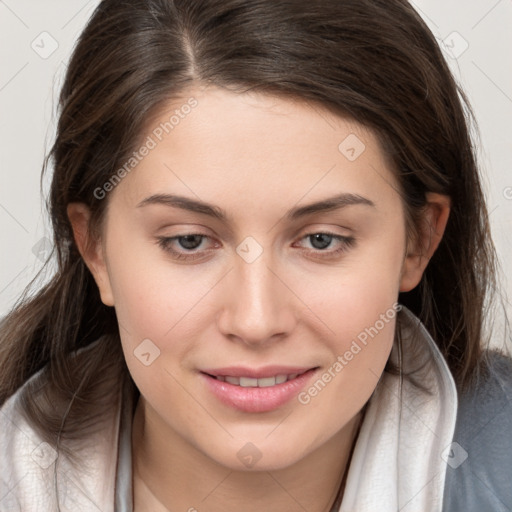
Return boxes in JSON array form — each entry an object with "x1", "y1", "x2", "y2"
[
  {"x1": 67, "y1": 202, "x2": 115, "y2": 306},
  {"x1": 399, "y1": 192, "x2": 451, "y2": 292}
]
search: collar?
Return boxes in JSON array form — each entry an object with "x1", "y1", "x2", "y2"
[{"x1": 339, "y1": 305, "x2": 458, "y2": 511}]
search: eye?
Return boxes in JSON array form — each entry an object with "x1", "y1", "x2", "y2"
[
  {"x1": 294, "y1": 232, "x2": 356, "y2": 259},
  {"x1": 155, "y1": 234, "x2": 215, "y2": 261}
]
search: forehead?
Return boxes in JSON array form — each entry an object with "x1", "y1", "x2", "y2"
[{"x1": 109, "y1": 86, "x2": 401, "y2": 216}]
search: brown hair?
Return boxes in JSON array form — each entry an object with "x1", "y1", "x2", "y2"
[{"x1": 0, "y1": 0, "x2": 504, "y2": 461}]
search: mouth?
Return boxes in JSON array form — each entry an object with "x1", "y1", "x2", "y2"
[{"x1": 200, "y1": 367, "x2": 319, "y2": 413}]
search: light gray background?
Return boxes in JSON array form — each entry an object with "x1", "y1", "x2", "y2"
[{"x1": 1, "y1": 1, "x2": 511, "y2": 347}]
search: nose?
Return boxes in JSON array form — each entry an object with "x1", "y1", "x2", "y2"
[{"x1": 216, "y1": 250, "x2": 296, "y2": 348}]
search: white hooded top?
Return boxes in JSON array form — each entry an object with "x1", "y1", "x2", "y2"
[{"x1": 0, "y1": 306, "x2": 458, "y2": 511}]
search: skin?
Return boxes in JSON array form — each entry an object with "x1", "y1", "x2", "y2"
[{"x1": 68, "y1": 85, "x2": 450, "y2": 512}]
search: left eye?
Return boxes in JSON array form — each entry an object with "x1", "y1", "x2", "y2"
[
  {"x1": 299, "y1": 232, "x2": 345, "y2": 250},
  {"x1": 293, "y1": 232, "x2": 356, "y2": 258},
  {"x1": 155, "y1": 232, "x2": 355, "y2": 261}
]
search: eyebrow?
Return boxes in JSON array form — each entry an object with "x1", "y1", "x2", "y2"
[{"x1": 136, "y1": 192, "x2": 375, "y2": 222}]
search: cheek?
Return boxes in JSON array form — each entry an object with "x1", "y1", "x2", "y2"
[
  {"x1": 103, "y1": 235, "x2": 215, "y2": 389},
  {"x1": 105, "y1": 231, "x2": 211, "y2": 336},
  {"x1": 296, "y1": 233, "x2": 403, "y2": 398},
  {"x1": 296, "y1": 258, "x2": 401, "y2": 419},
  {"x1": 295, "y1": 227, "x2": 404, "y2": 338}
]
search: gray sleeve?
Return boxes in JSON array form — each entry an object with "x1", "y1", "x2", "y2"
[{"x1": 442, "y1": 351, "x2": 512, "y2": 511}]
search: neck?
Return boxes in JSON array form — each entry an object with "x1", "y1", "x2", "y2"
[{"x1": 131, "y1": 398, "x2": 364, "y2": 512}]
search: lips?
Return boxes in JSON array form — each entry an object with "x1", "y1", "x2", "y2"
[{"x1": 200, "y1": 366, "x2": 319, "y2": 413}]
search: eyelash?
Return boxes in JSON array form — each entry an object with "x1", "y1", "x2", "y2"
[{"x1": 155, "y1": 231, "x2": 356, "y2": 262}]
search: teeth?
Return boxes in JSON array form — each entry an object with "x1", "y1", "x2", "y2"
[
  {"x1": 215, "y1": 372, "x2": 304, "y2": 387},
  {"x1": 257, "y1": 377, "x2": 277, "y2": 387},
  {"x1": 239, "y1": 377, "x2": 259, "y2": 387}
]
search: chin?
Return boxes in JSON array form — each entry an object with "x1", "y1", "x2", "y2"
[{"x1": 202, "y1": 434, "x2": 315, "y2": 473}]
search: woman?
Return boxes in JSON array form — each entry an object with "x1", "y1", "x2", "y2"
[{"x1": 0, "y1": 0, "x2": 510, "y2": 511}]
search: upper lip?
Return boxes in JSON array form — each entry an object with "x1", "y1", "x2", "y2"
[{"x1": 201, "y1": 366, "x2": 317, "y2": 379}]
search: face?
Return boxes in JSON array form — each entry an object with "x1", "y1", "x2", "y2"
[{"x1": 72, "y1": 86, "x2": 437, "y2": 471}]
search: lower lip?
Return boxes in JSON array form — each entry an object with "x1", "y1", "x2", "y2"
[{"x1": 201, "y1": 369, "x2": 318, "y2": 413}]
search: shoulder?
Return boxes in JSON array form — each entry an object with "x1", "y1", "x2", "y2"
[
  {"x1": 0, "y1": 374, "x2": 61, "y2": 511},
  {"x1": 0, "y1": 342, "x2": 125, "y2": 512},
  {"x1": 443, "y1": 350, "x2": 512, "y2": 511}
]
